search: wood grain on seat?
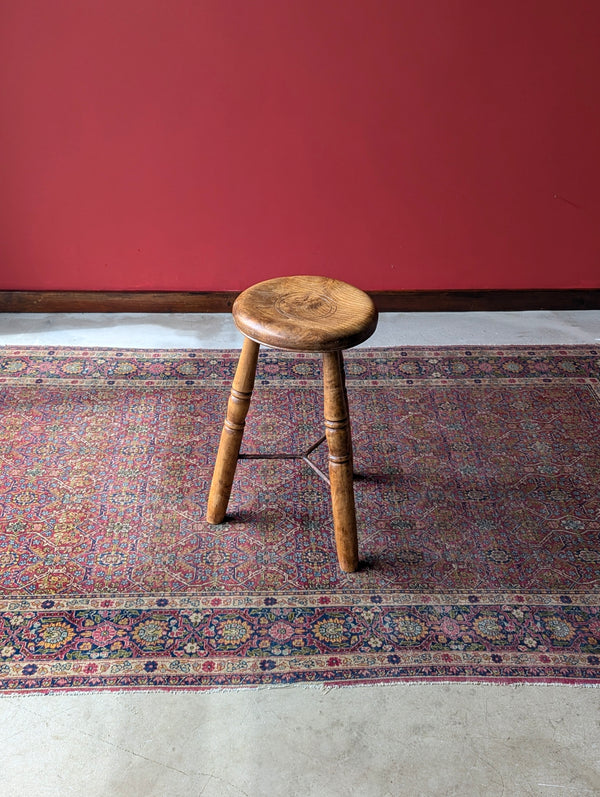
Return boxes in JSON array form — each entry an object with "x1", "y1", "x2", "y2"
[{"x1": 232, "y1": 276, "x2": 378, "y2": 352}]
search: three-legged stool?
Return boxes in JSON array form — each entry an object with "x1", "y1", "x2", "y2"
[{"x1": 206, "y1": 276, "x2": 378, "y2": 572}]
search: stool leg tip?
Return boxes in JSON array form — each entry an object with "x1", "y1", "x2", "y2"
[
  {"x1": 206, "y1": 507, "x2": 225, "y2": 525},
  {"x1": 339, "y1": 557, "x2": 359, "y2": 573}
]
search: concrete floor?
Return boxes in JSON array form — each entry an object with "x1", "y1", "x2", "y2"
[
  {"x1": 0, "y1": 310, "x2": 599, "y2": 797},
  {"x1": 1, "y1": 309, "x2": 599, "y2": 348}
]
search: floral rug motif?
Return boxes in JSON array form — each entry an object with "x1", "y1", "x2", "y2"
[{"x1": 0, "y1": 345, "x2": 598, "y2": 692}]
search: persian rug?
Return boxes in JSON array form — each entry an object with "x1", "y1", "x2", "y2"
[{"x1": 0, "y1": 345, "x2": 598, "y2": 693}]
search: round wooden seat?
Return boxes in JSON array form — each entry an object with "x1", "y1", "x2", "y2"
[{"x1": 232, "y1": 276, "x2": 378, "y2": 352}]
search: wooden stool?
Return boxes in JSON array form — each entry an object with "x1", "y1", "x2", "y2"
[{"x1": 206, "y1": 276, "x2": 378, "y2": 572}]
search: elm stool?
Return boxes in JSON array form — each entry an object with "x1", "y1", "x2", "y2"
[{"x1": 206, "y1": 276, "x2": 378, "y2": 572}]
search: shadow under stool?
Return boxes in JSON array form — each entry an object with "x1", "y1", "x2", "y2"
[{"x1": 206, "y1": 275, "x2": 378, "y2": 572}]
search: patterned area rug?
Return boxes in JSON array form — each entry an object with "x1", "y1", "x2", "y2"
[{"x1": 0, "y1": 345, "x2": 598, "y2": 692}]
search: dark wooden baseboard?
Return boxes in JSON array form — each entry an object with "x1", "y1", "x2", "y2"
[
  {"x1": 0, "y1": 289, "x2": 598, "y2": 313},
  {"x1": 0, "y1": 291, "x2": 237, "y2": 313},
  {"x1": 370, "y1": 289, "x2": 600, "y2": 312}
]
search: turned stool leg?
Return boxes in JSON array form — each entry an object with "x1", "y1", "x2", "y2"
[
  {"x1": 207, "y1": 337, "x2": 260, "y2": 524},
  {"x1": 336, "y1": 350, "x2": 355, "y2": 474},
  {"x1": 323, "y1": 351, "x2": 359, "y2": 572}
]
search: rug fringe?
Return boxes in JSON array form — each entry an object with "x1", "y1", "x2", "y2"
[{"x1": 1, "y1": 679, "x2": 598, "y2": 700}]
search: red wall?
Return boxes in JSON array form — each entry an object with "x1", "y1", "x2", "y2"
[{"x1": 1, "y1": 0, "x2": 599, "y2": 292}]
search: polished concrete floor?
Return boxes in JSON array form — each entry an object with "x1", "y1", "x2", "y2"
[
  {"x1": 1, "y1": 309, "x2": 599, "y2": 348},
  {"x1": 0, "y1": 310, "x2": 599, "y2": 797}
]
